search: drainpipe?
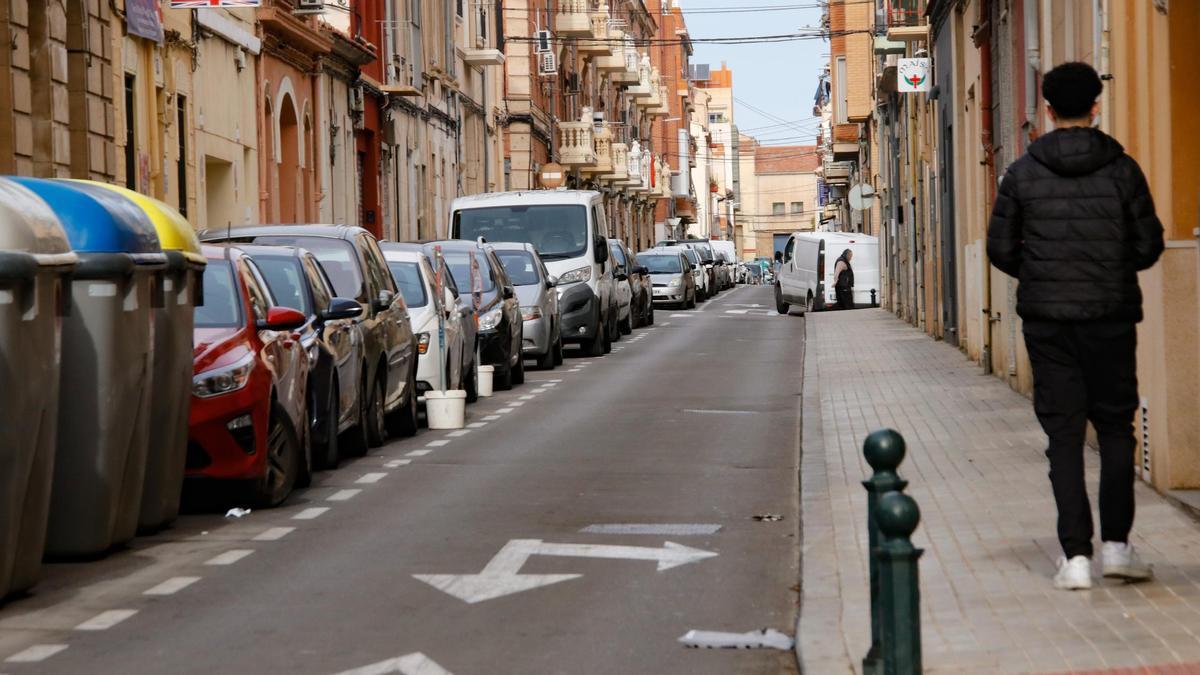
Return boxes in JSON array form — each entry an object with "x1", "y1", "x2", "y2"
[{"x1": 975, "y1": 0, "x2": 997, "y2": 374}]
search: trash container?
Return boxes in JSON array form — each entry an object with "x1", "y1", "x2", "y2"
[
  {"x1": 66, "y1": 181, "x2": 206, "y2": 532},
  {"x1": 11, "y1": 178, "x2": 166, "y2": 558},
  {"x1": 0, "y1": 178, "x2": 77, "y2": 599}
]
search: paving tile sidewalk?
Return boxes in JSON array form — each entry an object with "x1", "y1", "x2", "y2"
[{"x1": 798, "y1": 309, "x2": 1200, "y2": 674}]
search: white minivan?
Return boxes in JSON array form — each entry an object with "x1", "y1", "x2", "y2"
[
  {"x1": 449, "y1": 191, "x2": 618, "y2": 356},
  {"x1": 775, "y1": 231, "x2": 879, "y2": 314}
]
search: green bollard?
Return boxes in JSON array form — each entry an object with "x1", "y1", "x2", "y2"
[
  {"x1": 876, "y1": 491, "x2": 924, "y2": 675},
  {"x1": 862, "y1": 429, "x2": 908, "y2": 675}
]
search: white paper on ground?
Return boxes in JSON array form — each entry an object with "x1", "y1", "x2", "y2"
[{"x1": 678, "y1": 628, "x2": 794, "y2": 650}]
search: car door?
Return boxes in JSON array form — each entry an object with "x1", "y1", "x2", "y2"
[
  {"x1": 421, "y1": 255, "x2": 463, "y2": 389},
  {"x1": 242, "y1": 258, "x2": 305, "y2": 430},
  {"x1": 536, "y1": 253, "x2": 559, "y2": 333},
  {"x1": 780, "y1": 236, "x2": 798, "y2": 302},
  {"x1": 591, "y1": 203, "x2": 614, "y2": 316},
  {"x1": 487, "y1": 249, "x2": 522, "y2": 360},
  {"x1": 360, "y1": 234, "x2": 413, "y2": 410},
  {"x1": 303, "y1": 254, "x2": 358, "y2": 430}
]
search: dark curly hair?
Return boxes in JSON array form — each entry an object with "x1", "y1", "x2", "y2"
[{"x1": 1042, "y1": 62, "x2": 1103, "y2": 119}]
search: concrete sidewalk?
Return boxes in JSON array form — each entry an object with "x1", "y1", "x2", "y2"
[{"x1": 798, "y1": 309, "x2": 1200, "y2": 674}]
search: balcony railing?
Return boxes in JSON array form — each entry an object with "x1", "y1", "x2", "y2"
[
  {"x1": 583, "y1": 125, "x2": 613, "y2": 175},
  {"x1": 596, "y1": 30, "x2": 626, "y2": 72},
  {"x1": 626, "y1": 56, "x2": 654, "y2": 98},
  {"x1": 559, "y1": 114, "x2": 596, "y2": 167},
  {"x1": 580, "y1": 4, "x2": 613, "y2": 57},
  {"x1": 605, "y1": 143, "x2": 629, "y2": 183},
  {"x1": 556, "y1": 0, "x2": 592, "y2": 37}
]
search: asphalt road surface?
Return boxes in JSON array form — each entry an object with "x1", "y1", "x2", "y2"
[{"x1": 0, "y1": 285, "x2": 805, "y2": 675}]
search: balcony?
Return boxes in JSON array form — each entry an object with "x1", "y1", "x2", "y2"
[
  {"x1": 649, "y1": 85, "x2": 671, "y2": 116},
  {"x1": 583, "y1": 125, "x2": 614, "y2": 175},
  {"x1": 556, "y1": 0, "x2": 592, "y2": 37},
  {"x1": 622, "y1": 141, "x2": 645, "y2": 188},
  {"x1": 559, "y1": 116, "x2": 596, "y2": 167},
  {"x1": 596, "y1": 30, "x2": 626, "y2": 72},
  {"x1": 611, "y1": 46, "x2": 640, "y2": 84},
  {"x1": 603, "y1": 143, "x2": 629, "y2": 183},
  {"x1": 885, "y1": 0, "x2": 927, "y2": 42},
  {"x1": 626, "y1": 56, "x2": 654, "y2": 98},
  {"x1": 579, "y1": 4, "x2": 613, "y2": 57},
  {"x1": 463, "y1": 49, "x2": 505, "y2": 66}
]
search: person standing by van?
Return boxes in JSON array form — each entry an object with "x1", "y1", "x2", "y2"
[
  {"x1": 987, "y1": 62, "x2": 1164, "y2": 591},
  {"x1": 833, "y1": 249, "x2": 854, "y2": 310}
]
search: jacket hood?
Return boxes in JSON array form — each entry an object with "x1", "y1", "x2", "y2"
[{"x1": 1027, "y1": 127, "x2": 1125, "y2": 177}]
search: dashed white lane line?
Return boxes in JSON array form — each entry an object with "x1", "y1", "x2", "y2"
[
  {"x1": 661, "y1": 322, "x2": 672, "y2": 326},
  {"x1": 253, "y1": 527, "x2": 295, "y2": 541},
  {"x1": 356, "y1": 472, "x2": 387, "y2": 484},
  {"x1": 385, "y1": 459, "x2": 412, "y2": 468},
  {"x1": 546, "y1": 379, "x2": 563, "y2": 383},
  {"x1": 467, "y1": 422, "x2": 488, "y2": 429},
  {"x1": 447, "y1": 429, "x2": 471, "y2": 437},
  {"x1": 74, "y1": 609, "x2": 137, "y2": 631},
  {"x1": 4, "y1": 645, "x2": 68, "y2": 663},
  {"x1": 328, "y1": 488, "x2": 363, "y2": 501},
  {"x1": 406, "y1": 449, "x2": 433, "y2": 457},
  {"x1": 205, "y1": 549, "x2": 254, "y2": 566},
  {"x1": 496, "y1": 407, "x2": 514, "y2": 414},
  {"x1": 426, "y1": 440, "x2": 450, "y2": 447},
  {"x1": 293, "y1": 507, "x2": 330, "y2": 520},
  {"x1": 482, "y1": 415, "x2": 501, "y2": 421},
  {"x1": 531, "y1": 388, "x2": 548, "y2": 394},
  {"x1": 519, "y1": 395, "x2": 536, "y2": 401},
  {"x1": 144, "y1": 576, "x2": 201, "y2": 596},
  {"x1": 508, "y1": 401, "x2": 525, "y2": 407}
]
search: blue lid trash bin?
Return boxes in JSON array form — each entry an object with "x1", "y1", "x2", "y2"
[
  {"x1": 0, "y1": 178, "x2": 77, "y2": 600},
  {"x1": 64, "y1": 181, "x2": 207, "y2": 533},
  {"x1": 11, "y1": 178, "x2": 167, "y2": 558}
]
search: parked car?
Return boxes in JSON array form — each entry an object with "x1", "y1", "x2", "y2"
[
  {"x1": 658, "y1": 240, "x2": 720, "y2": 294},
  {"x1": 709, "y1": 240, "x2": 738, "y2": 285},
  {"x1": 775, "y1": 231, "x2": 880, "y2": 314},
  {"x1": 607, "y1": 240, "x2": 634, "y2": 336},
  {"x1": 449, "y1": 190, "x2": 617, "y2": 357},
  {"x1": 640, "y1": 248, "x2": 696, "y2": 309},
  {"x1": 427, "y1": 240, "x2": 524, "y2": 390},
  {"x1": 669, "y1": 246, "x2": 708, "y2": 301},
  {"x1": 200, "y1": 226, "x2": 420, "y2": 447},
  {"x1": 189, "y1": 245, "x2": 310, "y2": 507},
  {"x1": 491, "y1": 242, "x2": 563, "y2": 370},
  {"x1": 609, "y1": 238, "x2": 652, "y2": 329},
  {"x1": 237, "y1": 245, "x2": 365, "y2": 469},
  {"x1": 380, "y1": 243, "x2": 471, "y2": 400}
]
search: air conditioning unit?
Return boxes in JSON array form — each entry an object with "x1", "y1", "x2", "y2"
[
  {"x1": 350, "y1": 85, "x2": 365, "y2": 113},
  {"x1": 538, "y1": 51, "x2": 557, "y2": 76},
  {"x1": 294, "y1": 0, "x2": 324, "y2": 15},
  {"x1": 535, "y1": 30, "x2": 552, "y2": 53}
]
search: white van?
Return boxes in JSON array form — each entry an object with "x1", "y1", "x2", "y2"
[
  {"x1": 775, "y1": 231, "x2": 879, "y2": 314},
  {"x1": 449, "y1": 191, "x2": 617, "y2": 356}
]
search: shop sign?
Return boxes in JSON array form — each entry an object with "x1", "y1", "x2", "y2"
[{"x1": 897, "y1": 58, "x2": 931, "y2": 93}]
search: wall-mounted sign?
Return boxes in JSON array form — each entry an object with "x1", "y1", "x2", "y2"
[
  {"x1": 897, "y1": 58, "x2": 931, "y2": 93},
  {"x1": 170, "y1": 0, "x2": 263, "y2": 8},
  {"x1": 126, "y1": 0, "x2": 163, "y2": 43}
]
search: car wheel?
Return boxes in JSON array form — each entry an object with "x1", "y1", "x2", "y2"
[
  {"x1": 806, "y1": 293, "x2": 815, "y2": 314},
  {"x1": 602, "y1": 321, "x2": 612, "y2": 354},
  {"x1": 315, "y1": 377, "x2": 339, "y2": 470},
  {"x1": 775, "y1": 284, "x2": 790, "y2": 315},
  {"x1": 464, "y1": 363, "x2": 479, "y2": 403},
  {"x1": 496, "y1": 363, "x2": 514, "y2": 391},
  {"x1": 365, "y1": 373, "x2": 387, "y2": 448},
  {"x1": 250, "y1": 406, "x2": 300, "y2": 508},
  {"x1": 647, "y1": 304, "x2": 655, "y2": 325},
  {"x1": 536, "y1": 344, "x2": 555, "y2": 370},
  {"x1": 512, "y1": 353, "x2": 526, "y2": 385},
  {"x1": 386, "y1": 371, "x2": 419, "y2": 438},
  {"x1": 553, "y1": 333, "x2": 564, "y2": 366},
  {"x1": 619, "y1": 312, "x2": 632, "y2": 335},
  {"x1": 687, "y1": 291, "x2": 696, "y2": 310},
  {"x1": 584, "y1": 321, "x2": 605, "y2": 357},
  {"x1": 342, "y1": 378, "x2": 370, "y2": 458}
]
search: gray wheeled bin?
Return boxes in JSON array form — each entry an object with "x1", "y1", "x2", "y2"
[
  {"x1": 13, "y1": 178, "x2": 166, "y2": 558},
  {"x1": 63, "y1": 181, "x2": 206, "y2": 532},
  {"x1": 0, "y1": 178, "x2": 77, "y2": 599}
]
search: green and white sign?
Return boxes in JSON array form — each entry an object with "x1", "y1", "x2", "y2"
[{"x1": 898, "y1": 58, "x2": 931, "y2": 93}]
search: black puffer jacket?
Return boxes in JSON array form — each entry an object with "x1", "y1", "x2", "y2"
[{"x1": 987, "y1": 127, "x2": 1164, "y2": 322}]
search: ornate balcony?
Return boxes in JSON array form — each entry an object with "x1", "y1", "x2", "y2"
[
  {"x1": 648, "y1": 85, "x2": 670, "y2": 116},
  {"x1": 611, "y1": 43, "x2": 640, "y2": 84},
  {"x1": 559, "y1": 112, "x2": 596, "y2": 167},
  {"x1": 582, "y1": 125, "x2": 613, "y2": 175},
  {"x1": 626, "y1": 55, "x2": 654, "y2": 98},
  {"x1": 556, "y1": 0, "x2": 592, "y2": 37},
  {"x1": 579, "y1": 3, "x2": 613, "y2": 57},
  {"x1": 596, "y1": 30, "x2": 626, "y2": 72},
  {"x1": 622, "y1": 140, "x2": 644, "y2": 188},
  {"x1": 603, "y1": 142, "x2": 629, "y2": 184}
]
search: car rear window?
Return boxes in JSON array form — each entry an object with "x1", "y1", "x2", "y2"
[
  {"x1": 388, "y1": 261, "x2": 428, "y2": 308},
  {"x1": 443, "y1": 250, "x2": 497, "y2": 294},
  {"x1": 495, "y1": 250, "x2": 541, "y2": 286},
  {"x1": 253, "y1": 256, "x2": 312, "y2": 316},
  {"x1": 195, "y1": 260, "x2": 243, "y2": 328},
  {"x1": 640, "y1": 255, "x2": 682, "y2": 274}
]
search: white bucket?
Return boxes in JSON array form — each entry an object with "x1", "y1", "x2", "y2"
[
  {"x1": 477, "y1": 365, "x2": 495, "y2": 398},
  {"x1": 425, "y1": 390, "x2": 467, "y2": 429}
]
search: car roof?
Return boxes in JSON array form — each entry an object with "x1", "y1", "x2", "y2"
[
  {"x1": 381, "y1": 248, "x2": 425, "y2": 263},
  {"x1": 423, "y1": 239, "x2": 482, "y2": 251},
  {"x1": 197, "y1": 225, "x2": 370, "y2": 242},
  {"x1": 640, "y1": 248, "x2": 684, "y2": 257},
  {"x1": 486, "y1": 241, "x2": 538, "y2": 254},
  {"x1": 450, "y1": 190, "x2": 600, "y2": 208},
  {"x1": 378, "y1": 241, "x2": 425, "y2": 254},
  {"x1": 233, "y1": 243, "x2": 305, "y2": 260},
  {"x1": 201, "y1": 243, "x2": 246, "y2": 262}
]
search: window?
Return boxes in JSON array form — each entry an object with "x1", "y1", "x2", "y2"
[
  {"x1": 792, "y1": 202, "x2": 803, "y2": 214},
  {"x1": 495, "y1": 250, "x2": 541, "y2": 286},
  {"x1": 124, "y1": 74, "x2": 136, "y2": 190},
  {"x1": 195, "y1": 260, "x2": 242, "y2": 328},
  {"x1": 240, "y1": 260, "x2": 273, "y2": 324},
  {"x1": 388, "y1": 261, "x2": 429, "y2": 308},
  {"x1": 835, "y1": 56, "x2": 848, "y2": 124},
  {"x1": 772, "y1": 202, "x2": 785, "y2": 216},
  {"x1": 302, "y1": 255, "x2": 333, "y2": 311},
  {"x1": 456, "y1": 0, "x2": 463, "y2": 17},
  {"x1": 478, "y1": 3, "x2": 487, "y2": 39},
  {"x1": 176, "y1": 95, "x2": 187, "y2": 216},
  {"x1": 254, "y1": 256, "x2": 312, "y2": 316},
  {"x1": 409, "y1": 0, "x2": 420, "y2": 27}
]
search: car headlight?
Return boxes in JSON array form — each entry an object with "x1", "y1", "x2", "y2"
[
  {"x1": 479, "y1": 306, "x2": 503, "y2": 331},
  {"x1": 416, "y1": 332, "x2": 430, "y2": 355},
  {"x1": 193, "y1": 352, "x2": 256, "y2": 398},
  {"x1": 521, "y1": 306, "x2": 542, "y2": 321},
  {"x1": 668, "y1": 278, "x2": 681, "y2": 288},
  {"x1": 557, "y1": 266, "x2": 591, "y2": 285}
]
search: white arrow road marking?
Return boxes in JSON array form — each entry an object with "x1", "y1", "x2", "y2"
[
  {"x1": 331, "y1": 652, "x2": 453, "y2": 675},
  {"x1": 414, "y1": 539, "x2": 717, "y2": 604}
]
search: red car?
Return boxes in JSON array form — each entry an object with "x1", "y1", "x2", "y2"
[{"x1": 188, "y1": 245, "x2": 310, "y2": 507}]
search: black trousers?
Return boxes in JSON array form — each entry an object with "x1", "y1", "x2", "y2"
[
  {"x1": 835, "y1": 287, "x2": 854, "y2": 310},
  {"x1": 1023, "y1": 321, "x2": 1139, "y2": 559}
]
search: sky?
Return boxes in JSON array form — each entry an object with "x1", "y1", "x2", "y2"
[{"x1": 678, "y1": 1, "x2": 827, "y2": 146}]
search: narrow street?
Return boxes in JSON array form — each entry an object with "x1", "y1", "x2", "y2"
[{"x1": 0, "y1": 286, "x2": 803, "y2": 675}]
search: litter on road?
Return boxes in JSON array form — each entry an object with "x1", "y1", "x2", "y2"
[{"x1": 678, "y1": 628, "x2": 794, "y2": 651}]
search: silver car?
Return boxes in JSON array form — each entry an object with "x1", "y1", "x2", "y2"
[
  {"x1": 641, "y1": 248, "x2": 697, "y2": 309},
  {"x1": 491, "y1": 242, "x2": 563, "y2": 370}
]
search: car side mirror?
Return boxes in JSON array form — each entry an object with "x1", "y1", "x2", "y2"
[
  {"x1": 633, "y1": 265, "x2": 649, "y2": 275},
  {"x1": 321, "y1": 297, "x2": 363, "y2": 321},
  {"x1": 546, "y1": 275, "x2": 559, "y2": 289},
  {"x1": 259, "y1": 306, "x2": 307, "y2": 331},
  {"x1": 595, "y1": 242, "x2": 609, "y2": 264},
  {"x1": 373, "y1": 289, "x2": 394, "y2": 312},
  {"x1": 502, "y1": 285, "x2": 515, "y2": 300}
]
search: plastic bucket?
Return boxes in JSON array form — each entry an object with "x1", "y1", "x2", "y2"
[
  {"x1": 425, "y1": 390, "x2": 467, "y2": 430},
  {"x1": 477, "y1": 365, "x2": 495, "y2": 398}
]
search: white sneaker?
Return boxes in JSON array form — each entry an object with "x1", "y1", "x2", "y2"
[
  {"x1": 1102, "y1": 541, "x2": 1153, "y2": 581},
  {"x1": 1054, "y1": 555, "x2": 1093, "y2": 590}
]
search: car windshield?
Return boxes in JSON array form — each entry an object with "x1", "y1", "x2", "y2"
[
  {"x1": 681, "y1": 250, "x2": 700, "y2": 266},
  {"x1": 388, "y1": 261, "x2": 428, "y2": 308},
  {"x1": 494, "y1": 250, "x2": 541, "y2": 286},
  {"x1": 195, "y1": 260, "x2": 243, "y2": 328},
  {"x1": 253, "y1": 256, "x2": 311, "y2": 316},
  {"x1": 640, "y1": 255, "x2": 682, "y2": 274},
  {"x1": 454, "y1": 205, "x2": 588, "y2": 260},
  {"x1": 692, "y1": 246, "x2": 714, "y2": 262},
  {"x1": 443, "y1": 250, "x2": 497, "y2": 294},
  {"x1": 251, "y1": 236, "x2": 363, "y2": 300},
  {"x1": 609, "y1": 243, "x2": 628, "y2": 268}
]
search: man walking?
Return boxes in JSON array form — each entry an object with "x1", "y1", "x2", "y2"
[{"x1": 987, "y1": 62, "x2": 1164, "y2": 590}]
